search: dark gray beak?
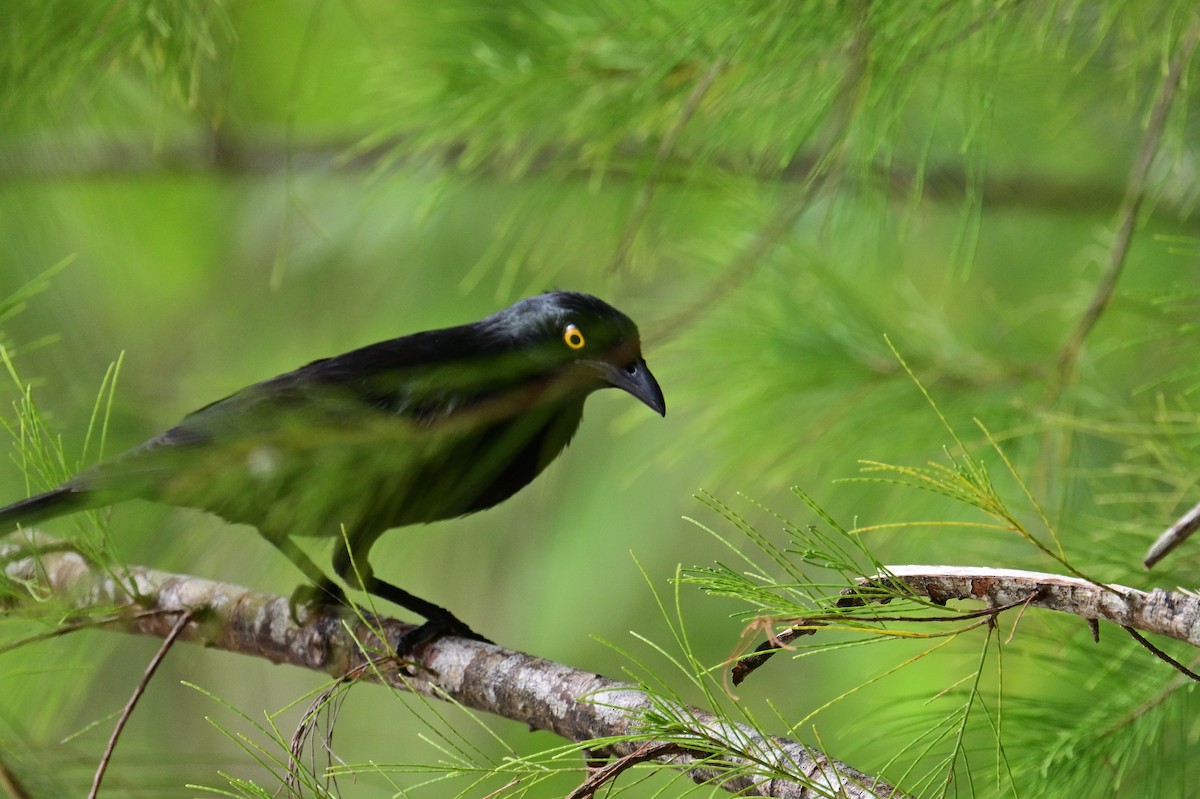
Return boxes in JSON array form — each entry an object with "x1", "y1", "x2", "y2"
[{"x1": 596, "y1": 356, "x2": 666, "y2": 416}]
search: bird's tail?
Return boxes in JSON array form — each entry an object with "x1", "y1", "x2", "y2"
[{"x1": 0, "y1": 486, "x2": 85, "y2": 531}]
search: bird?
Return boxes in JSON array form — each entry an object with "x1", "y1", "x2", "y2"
[{"x1": 0, "y1": 291, "x2": 665, "y2": 650}]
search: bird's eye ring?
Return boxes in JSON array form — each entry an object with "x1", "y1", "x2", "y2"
[{"x1": 563, "y1": 324, "x2": 585, "y2": 350}]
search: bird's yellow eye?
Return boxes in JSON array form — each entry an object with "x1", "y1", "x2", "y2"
[{"x1": 563, "y1": 324, "x2": 585, "y2": 350}]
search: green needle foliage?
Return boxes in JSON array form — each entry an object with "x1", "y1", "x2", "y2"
[
  {"x1": 1, "y1": 0, "x2": 234, "y2": 126},
  {"x1": 2, "y1": 0, "x2": 1200, "y2": 796},
  {"x1": 681, "y1": 380, "x2": 1197, "y2": 796},
  {"x1": 0, "y1": 282, "x2": 132, "y2": 620}
]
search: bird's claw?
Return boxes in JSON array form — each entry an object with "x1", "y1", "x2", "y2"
[
  {"x1": 389, "y1": 616, "x2": 492, "y2": 657},
  {"x1": 288, "y1": 581, "x2": 347, "y2": 624}
]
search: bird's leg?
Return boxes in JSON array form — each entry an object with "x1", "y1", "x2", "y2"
[
  {"x1": 331, "y1": 538, "x2": 492, "y2": 651},
  {"x1": 262, "y1": 531, "x2": 347, "y2": 621}
]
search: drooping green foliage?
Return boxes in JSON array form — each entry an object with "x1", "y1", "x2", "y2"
[{"x1": 0, "y1": 0, "x2": 234, "y2": 125}]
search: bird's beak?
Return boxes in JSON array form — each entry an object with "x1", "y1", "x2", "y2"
[{"x1": 593, "y1": 356, "x2": 666, "y2": 416}]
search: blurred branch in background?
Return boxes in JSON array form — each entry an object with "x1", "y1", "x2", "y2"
[{"x1": 1, "y1": 130, "x2": 1190, "y2": 223}]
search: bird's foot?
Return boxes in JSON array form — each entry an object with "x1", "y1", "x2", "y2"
[
  {"x1": 288, "y1": 581, "x2": 348, "y2": 624},
  {"x1": 390, "y1": 615, "x2": 492, "y2": 658}
]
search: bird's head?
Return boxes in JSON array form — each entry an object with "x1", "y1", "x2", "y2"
[{"x1": 496, "y1": 292, "x2": 666, "y2": 416}]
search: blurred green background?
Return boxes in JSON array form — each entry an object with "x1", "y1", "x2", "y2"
[{"x1": 2, "y1": 1, "x2": 1200, "y2": 796}]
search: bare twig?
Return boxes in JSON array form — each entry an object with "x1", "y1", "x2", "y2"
[
  {"x1": 287, "y1": 677, "x2": 353, "y2": 795},
  {"x1": 88, "y1": 609, "x2": 192, "y2": 799},
  {"x1": 920, "y1": 0, "x2": 1027, "y2": 59},
  {"x1": 1143, "y1": 500, "x2": 1200, "y2": 569},
  {"x1": 732, "y1": 624, "x2": 823, "y2": 687},
  {"x1": 733, "y1": 589, "x2": 1038, "y2": 685},
  {"x1": 1123, "y1": 626, "x2": 1200, "y2": 682},
  {"x1": 2, "y1": 534, "x2": 904, "y2": 799},
  {"x1": 652, "y1": 0, "x2": 875, "y2": 345},
  {"x1": 1052, "y1": 15, "x2": 1200, "y2": 393},
  {"x1": 0, "y1": 608, "x2": 182, "y2": 657},
  {"x1": 567, "y1": 742, "x2": 686, "y2": 799}
]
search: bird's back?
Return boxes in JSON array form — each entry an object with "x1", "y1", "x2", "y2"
[{"x1": 71, "y1": 342, "x2": 590, "y2": 537}]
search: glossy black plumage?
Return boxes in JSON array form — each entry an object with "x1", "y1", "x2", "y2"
[{"x1": 0, "y1": 292, "x2": 665, "y2": 646}]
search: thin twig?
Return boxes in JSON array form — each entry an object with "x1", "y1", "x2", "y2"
[
  {"x1": 1123, "y1": 626, "x2": 1200, "y2": 682},
  {"x1": 567, "y1": 742, "x2": 686, "y2": 799},
  {"x1": 287, "y1": 679, "x2": 353, "y2": 796},
  {"x1": 1052, "y1": 15, "x2": 1200, "y2": 394},
  {"x1": 88, "y1": 610, "x2": 192, "y2": 799},
  {"x1": 651, "y1": 1, "x2": 875, "y2": 345},
  {"x1": 921, "y1": 0, "x2": 1026, "y2": 58},
  {"x1": 606, "y1": 59, "x2": 727, "y2": 276},
  {"x1": 0, "y1": 608, "x2": 183, "y2": 657},
  {"x1": 480, "y1": 778, "x2": 521, "y2": 799},
  {"x1": 733, "y1": 590, "x2": 1039, "y2": 685},
  {"x1": 1143, "y1": 500, "x2": 1200, "y2": 568},
  {"x1": 1003, "y1": 589, "x2": 1039, "y2": 645}
]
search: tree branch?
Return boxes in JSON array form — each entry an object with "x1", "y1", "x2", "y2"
[
  {"x1": 0, "y1": 130, "x2": 1190, "y2": 225},
  {"x1": 734, "y1": 565, "x2": 1200, "y2": 684},
  {"x1": 857, "y1": 566, "x2": 1200, "y2": 644},
  {"x1": 0, "y1": 533, "x2": 905, "y2": 799}
]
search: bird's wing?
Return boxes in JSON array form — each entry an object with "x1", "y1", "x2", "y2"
[
  {"x1": 71, "y1": 361, "x2": 575, "y2": 535},
  {"x1": 71, "y1": 346, "x2": 532, "y2": 499},
  {"x1": 72, "y1": 368, "x2": 429, "y2": 495}
]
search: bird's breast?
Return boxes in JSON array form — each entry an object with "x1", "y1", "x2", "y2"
[{"x1": 448, "y1": 397, "x2": 586, "y2": 515}]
